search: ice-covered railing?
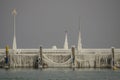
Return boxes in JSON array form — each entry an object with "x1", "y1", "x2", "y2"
[
  {"x1": 19, "y1": 48, "x2": 71, "y2": 54},
  {"x1": 43, "y1": 49, "x2": 71, "y2": 54},
  {"x1": 81, "y1": 49, "x2": 111, "y2": 52},
  {"x1": 78, "y1": 49, "x2": 120, "y2": 54},
  {"x1": 1, "y1": 48, "x2": 120, "y2": 54},
  {"x1": 0, "y1": 49, "x2": 5, "y2": 52},
  {"x1": 43, "y1": 49, "x2": 71, "y2": 52},
  {"x1": 0, "y1": 49, "x2": 14, "y2": 54},
  {"x1": 19, "y1": 49, "x2": 39, "y2": 52}
]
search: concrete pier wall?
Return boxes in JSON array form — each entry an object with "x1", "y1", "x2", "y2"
[
  {"x1": 0, "y1": 48, "x2": 120, "y2": 68},
  {"x1": 9, "y1": 54, "x2": 37, "y2": 68},
  {"x1": 75, "y1": 54, "x2": 112, "y2": 68}
]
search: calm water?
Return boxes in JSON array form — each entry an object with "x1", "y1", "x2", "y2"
[{"x1": 0, "y1": 68, "x2": 120, "y2": 80}]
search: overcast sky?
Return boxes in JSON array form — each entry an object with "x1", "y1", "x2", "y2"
[{"x1": 0, "y1": 0, "x2": 120, "y2": 49}]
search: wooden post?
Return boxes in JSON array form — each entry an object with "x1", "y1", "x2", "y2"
[
  {"x1": 4, "y1": 45, "x2": 10, "y2": 68},
  {"x1": 40, "y1": 46, "x2": 42, "y2": 63},
  {"x1": 71, "y1": 46, "x2": 75, "y2": 68},
  {"x1": 94, "y1": 56, "x2": 96, "y2": 68},
  {"x1": 6, "y1": 46, "x2": 9, "y2": 58},
  {"x1": 5, "y1": 45, "x2": 9, "y2": 64},
  {"x1": 40, "y1": 46, "x2": 42, "y2": 66},
  {"x1": 111, "y1": 47, "x2": 115, "y2": 67}
]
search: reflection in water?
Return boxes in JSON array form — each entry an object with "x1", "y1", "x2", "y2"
[{"x1": 0, "y1": 68, "x2": 120, "y2": 80}]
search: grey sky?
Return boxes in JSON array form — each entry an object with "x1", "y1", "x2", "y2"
[{"x1": 0, "y1": 0, "x2": 120, "y2": 48}]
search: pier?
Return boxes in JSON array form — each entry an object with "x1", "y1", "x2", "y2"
[{"x1": 0, "y1": 46, "x2": 120, "y2": 68}]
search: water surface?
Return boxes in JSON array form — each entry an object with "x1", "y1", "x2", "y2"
[{"x1": 0, "y1": 68, "x2": 119, "y2": 80}]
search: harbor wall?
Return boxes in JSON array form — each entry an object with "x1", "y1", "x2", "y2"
[{"x1": 0, "y1": 49, "x2": 120, "y2": 68}]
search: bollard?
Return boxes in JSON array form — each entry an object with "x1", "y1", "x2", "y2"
[
  {"x1": 4, "y1": 45, "x2": 10, "y2": 69},
  {"x1": 40, "y1": 46, "x2": 42, "y2": 65},
  {"x1": 71, "y1": 46, "x2": 75, "y2": 68},
  {"x1": 37, "y1": 46, "x2": 43, "y2": 69},
  {"x1": 111, "y1": 47, "x2": 115, "y2": 67},
  {"x1": 5, "y1": 45, "x2": 9, "y2": 64}
]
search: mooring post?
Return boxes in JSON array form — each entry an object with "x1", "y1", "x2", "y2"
[
  {"x1": 5, "y1": 45, "x2": 10, "y2": 68},
  {"x1": 111, "y1": 47, "x2": 115, "y2": 67},
  {"x1": 94, "y1": 56, "x2": 96, "y2": 68},
  {"x1": 40, "y1": 46, "x2": 43, "y2": 68},
  {"x1": 71, "y1": 46, "x2": 75, "y2": 68},
  {"x1": 5, "y1": 45, "x2": 9, "y2": 64}
]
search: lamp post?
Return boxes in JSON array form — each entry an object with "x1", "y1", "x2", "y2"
[{"x1": 12, "y1": 9, "x2": 17, "y2": 52}]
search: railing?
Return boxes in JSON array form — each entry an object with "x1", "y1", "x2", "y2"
[{"x1": 0, "y1": 48, "x2": 120, "y2": 55}]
